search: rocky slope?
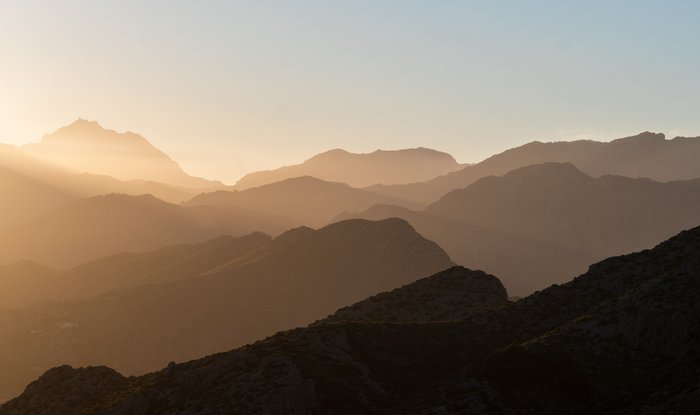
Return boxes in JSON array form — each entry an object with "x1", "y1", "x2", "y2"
[
  {"x1": 342, "y1": 162, "x2": 700, "y2": 295},
  {"x1": 369, "y1": 132, "x2": 700, "y2": 205},
  {"x1": 324, "y1": 266, "x2": 508, "y2": 323},
  {"x1": 3, "y1": 224, "x2": 698, "y2": 413},
  {"x1": 0, "y1": 218, "x2": 453, "y2": 402},
  {"x1": 234, "y1": 147, "x2": 463, "y2": 190}
]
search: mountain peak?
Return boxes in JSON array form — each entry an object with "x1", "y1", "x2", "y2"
[
  {"x1": 22, "y1": 121, "x2": 220, "y2": 189},
  {"x1": 611, "y1": 131, "x2": 666, "y2": 144},
  {"x1": 66, "y1": 118, "x2": 104, "y2": 130},
  {"x1": 323, "y1": 266, "x2": 508, "y2": 323}
]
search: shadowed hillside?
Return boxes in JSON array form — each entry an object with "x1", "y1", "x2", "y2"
[
  {"x1": 0, "y1": 233, "x2": 272, "y2": 309},
  {"x1": 0, "y1": 218, "x2": 453, "y2": 402},
  {"x1": 4, "y1": 225, "x2": 698, "y2": 414},
  {"x1": 0, "y1": 194, "x2": 288, "y2": 268},
  {"x1": 324, "y1": 266, "x2": 508, "y2": 323},
  {"x1": 234, "y1": 147, "x2": 463, "y2": 190},
  {"x1": 369, "y1": 132, "x2": 700, "y2": 205},
  {"x1": 341, "y1": 163, "x2": 700, "y2": 295}
]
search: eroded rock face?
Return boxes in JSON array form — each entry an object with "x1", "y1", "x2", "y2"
[{"x1": 3, "y1": 225, "x2": 700, "y2": 414}]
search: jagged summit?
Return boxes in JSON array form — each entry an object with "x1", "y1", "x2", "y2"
[
  {"x1": 610, "y1": 130, "x2": 665, "y2": 143},
  {"x1": 22, "y1": 120, "x2": 220, "y2": 189}
]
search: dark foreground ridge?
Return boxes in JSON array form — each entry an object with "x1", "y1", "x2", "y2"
[{"x1": 2, "y1": 225, "x2": 700, "y2": 414}]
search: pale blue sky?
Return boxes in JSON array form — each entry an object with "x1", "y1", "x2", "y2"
[{"x1": 1, "y1": 1, "x2": 698, "y2": 182}]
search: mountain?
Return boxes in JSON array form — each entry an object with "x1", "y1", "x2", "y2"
[
  {"x1": 0, "y1": 218, "x2": 453, "y2": 402},
  {"x1": 5, "y1": 225, "x2": 699, "y2": 413},
  {"x1": 341, "y1": 163, "x2": 700, "y2": 295},
  {"x1": 0, "y1": 162, "x2": 75, "y2": 230},
  {"x1": 23, "y1": 119, "x2": 221, "y2": 189},
  {"x1": 0, "y1": 142, "x2": 202, "y2": 230},
  {"x1": 186, "y1": 176, "x2": 419, "y2": 227},
  {"x1": 369, "y1": 132, "x2": 700, "y2": 205},
  {"x1": 324, "y1": 266, "x2": 508, "y2": 323},
  {"x1": 0, "y1": 193, "x2": 287, "y2": 268},
  {"x1": 234, "y1": 147, "x2": 463, "y2": 190},
  {"x1": 0, "y1": 262, "x2": 57, "y2": 309},
  {"x1": 0, "y1": 233, "x2": 271, "y2": 309}
]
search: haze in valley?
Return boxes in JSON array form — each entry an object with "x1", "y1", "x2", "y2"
[{"x1": 2, "y1": 1, "x2": 700, "y2": 414}]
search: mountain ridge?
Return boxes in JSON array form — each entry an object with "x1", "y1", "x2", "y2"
[
  {"x1": 4, "y1": 224, "x2": 698, "y2": 413},
  {"x1": 0, "y1": 218, "x2": 454, "y2": 402},
  {"x1": 342, "y1": 162, "x2": 700, "y2": 295},
  {"x1": 368, "y1": 131, "x2": 700, "y2": 205},
  {"x1": 234, "y1": 147, "x2": 463, "y2": 190},
  {"x1": 22, "y1": 119, "x2": 221, "y2": 189}
]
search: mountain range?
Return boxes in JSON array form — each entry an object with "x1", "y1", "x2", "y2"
[
  {"x1": 0, "y1": 193, "x2": 288, "y2": 268},
  {"x1": 0, "y1": 218, "x2": 453, "y2": 402},
  {"x1": 234, "y1": 147, "x2": 464, "y2": 190},
  {"x1": 186, "y1": 175, "x2": 419, "y2": 228},
  {"x1": 340, "y1": 162, "x2": 700, "y2": 295},
  {"x1": 369, "y1": 132, "x2": 700, "y2": 205},
  {"x1": 23, "y1": 119, "x2": 220, "y2": 189},
  {"x1": 3, "y1": 224, "x2": 698, "y2": 414},
  {"x1": 3, "y1": 122, "x2": 700, "y2": 412}
]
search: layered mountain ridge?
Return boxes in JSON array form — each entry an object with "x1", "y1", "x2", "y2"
[
  {"x1": 0, "y1": 218, "x2": 453, "y2": 402},
  {"x1": 3, "y1": 224, "x2": 698, "y2": 414},
  {"x1": 369, "y1": 132, "x2": 700, "y2": 205},
  {"x1": 234, "y1": 147, "x2": 463, "y2": 190},
  {"x1": 341, "y1": 162, "x2": 700, "y2": 295}
]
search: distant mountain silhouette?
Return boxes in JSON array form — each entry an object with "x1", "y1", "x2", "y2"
[
  {"x1": 369, "y1": 132, "x2": 700, "y2": 205},
  {"x1": 234, "y1": 147, "x2": 463, "y2": 190},
  {"x1": 341, "y1": 163, "x2": 700, "y2": 295},
  {"x1": 6, "y1": 225, "x2": 699, "y2": 413},
  {"x1": 0, "y1": 142, "x2": 203, "y2": 230},
  {"x1": 0, "y1": 233, "x2": 272, "y2": 309},
  {"x1": 23, "y1": 119, "x2": 221, "y2": 189},
  {"x1": 186, "y1": 176, "x2": 419, "y2": 227},
  {"x1": 0, "y1": 194, "x2": 287, "y2": 268},
  {"x1": 0, "y1": 218, "x2": 453, "y2": 402}
]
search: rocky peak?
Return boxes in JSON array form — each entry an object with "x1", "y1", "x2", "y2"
[{"x1": 323, "y1": 266, "x2": 508, "y2": 323}]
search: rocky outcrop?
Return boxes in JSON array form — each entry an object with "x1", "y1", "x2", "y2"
[{"x1": 323, "y1": 266, "x2": 508, "y2": 323}]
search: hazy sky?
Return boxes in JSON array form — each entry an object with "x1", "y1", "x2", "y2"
[{"x1": 1, "y1": 1, "x2": 699, "y2": 183}]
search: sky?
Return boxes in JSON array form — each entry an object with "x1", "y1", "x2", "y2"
[{"x1": 1, "y1": 1, "x2": 699, "y2": 183}]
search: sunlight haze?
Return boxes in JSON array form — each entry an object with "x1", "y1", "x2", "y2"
[{"x1": 1, "y1": 0, "x2": 699, "y2": 183}]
